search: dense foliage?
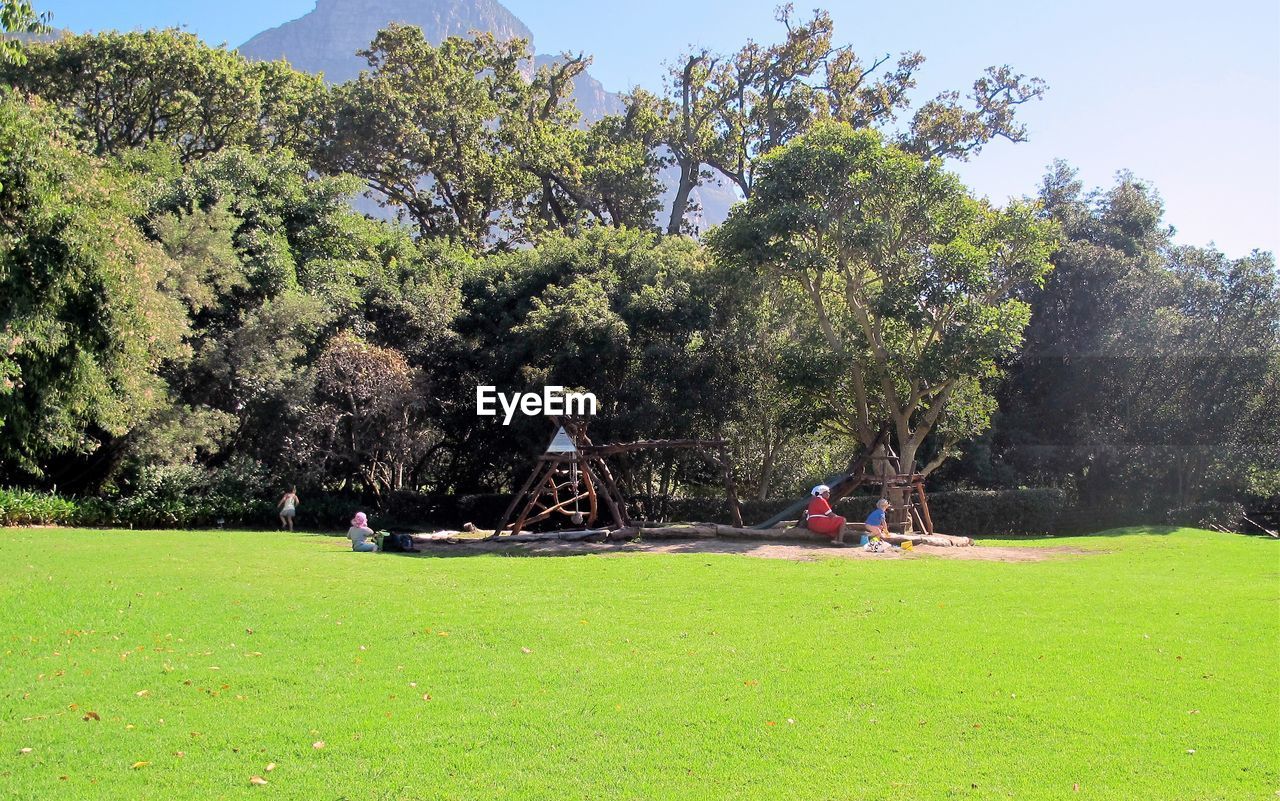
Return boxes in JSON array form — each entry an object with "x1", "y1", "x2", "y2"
[{"x1": 0, "y1": 21, "x2": 1274, "y2": 529}]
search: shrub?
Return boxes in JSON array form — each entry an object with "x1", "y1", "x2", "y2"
[
  {"x1": 1165, "y1": 500, "x2": 1246, "y2": 531},
  {"x1": 0, "y1": 487, "x2": 79, "y2": 526},
  {"x1": 921, "y1": 488, "x2": 1070, "y2": 537}
]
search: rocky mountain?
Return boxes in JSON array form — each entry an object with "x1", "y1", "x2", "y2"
[
  {"x1": 239, "y1": 0, "x2": 627, "y2": 121},
  {"x1": 240, "y1": 0, "x2": 531, "y2": 85},
  {"x1": 238, "y1": 0, "x2": 735, "y2": 229}
]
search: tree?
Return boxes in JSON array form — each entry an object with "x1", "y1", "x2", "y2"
[
  {"x1": 580, "y1": 92, "x2": 667, "y2": 230},
  {"x1": 990, "y1": 165, "x2": 1279, "y2": 510},
  {"x1": 3, "y1": 29, "x2": 326, "y2": 162},
  {"x1": 138, "y1": 146, "x2": 459, "y2": 485},
  {"x1": 288, "y1": 333, "x2": 435, "y2": 496},
  {"x1": 442, "y1": 227, "x2": 751, "y2": 492},
  {"x1": 658, "y1": 50, "x2": 735, "y2": 234},
  {"x1": 711, "y1": 123, "x2": 1058, "y2": 479},
  {"x1": 325, "y1": 26, "x2": 554, "y2": 247},
  {"x1": 0, "y1": 95, "x2": 186, "y2": 482},
  {"x1": 649, "y1": 5, "x2": 1046, "y2": 234},
  {"x1": 1, "y1": 0, "x2": 49, "y2": 66},
  {"x1": 322, "y1": 25, "x2": 640, "y2": 247}
]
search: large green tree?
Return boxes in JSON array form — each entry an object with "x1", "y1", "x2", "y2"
[
  {"x1": 654, "y1": 6, "x2": 1045, "y2": 234},
  {"x1": 0, "y1": 95, "x2": 186, "y2": 482},
  {"x1": 712, "y1": 123, "x2": 1058, "y2": 479},
  {"x1": 136, "y1": 146, "x2": 459, "y2": 484},
  {"x1": 323, "y1": 25, "x2": 638, "y2": 248},
  {"x1": 0, "y1": 0, "x2": 48, "y2": 66},
  {"x1": 3, "y1": 29, "x2": 326, "y2": 162},
  {"x1": 442, "y1": 227, "x2": 751, "y2": 493},
  {"x1": 989, "y1": 165, "x2": 1279, "y2": 510}
]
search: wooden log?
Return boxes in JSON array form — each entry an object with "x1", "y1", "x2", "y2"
[
  {"x1": 607, "y1": 524, "x2": 719, "y2": 540},
  {"x1": 490, "y1": 529, "x2": 611, "y2": 543},
  {"x1": 1242, "y1": 514, "x2": 1279, "y2": 538}
]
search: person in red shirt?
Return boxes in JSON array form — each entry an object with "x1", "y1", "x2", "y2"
[{"x1": 805, "y1": 484, "x2": 849, "y2": 544}]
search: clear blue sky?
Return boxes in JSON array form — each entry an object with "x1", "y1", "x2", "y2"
[{"x1": 39, "y1": 0, "x2": 1280, "y2": 257}]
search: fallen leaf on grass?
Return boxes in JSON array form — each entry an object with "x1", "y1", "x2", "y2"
[
  {"x1": 1073, "y1": 783, "x2": 1080, "y2": 792},
  {"x1": 422, "y1": 694, "x2": 432, "y2": 701},
  {"x1": 312, "y1": 741, "x2": 325, "y2": 749},
  {"x1": 18, "y1": 747, "x2": 33, "y2": 754},
  {"x1": 135, "y1": 690, "x2": 149, "y2": 697},
  {"x1": 83, "y1": 711, "x2": 100, "y2": 721},
  {"x1": 437, "y1": 632, "x2": 449, "y2": 637},
  {"x1": 174, "y1": 751, "x2": 185, "y2": 758},
  {"x1": 249, "y1": 776, "x2": 269, "y2": 786},
  {"x1": 1186, "y1": 749, "x2": 1196, "y2": 754},
  {"x1": 765, "y1": 721, "x2": 776, "y2": 726},
  {"x1": 131, "y1": 761, "x2": 150, "y2": 769},
  {"x1": 265, "y1": 762, "x2": 276, "y2": 772},
  {"x1": 521, "y1": 647, "x2": 531, "y2": 654}
]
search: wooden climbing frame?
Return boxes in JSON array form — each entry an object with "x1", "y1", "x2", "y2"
[
  {"x1": 752, "y1": 423, "x2": 937, "y2": 536},
  {"x1": 495, "y1": 419, "x2": 744, "y2": 536}
]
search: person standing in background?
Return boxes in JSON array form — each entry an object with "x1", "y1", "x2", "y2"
[{"x1": 277, "y1": 486, "x2": 300, "y2": 531}]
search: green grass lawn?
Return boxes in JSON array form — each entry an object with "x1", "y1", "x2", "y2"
[{"x1": 1, "y1": 527, "x2": 1276, "y2": 800}]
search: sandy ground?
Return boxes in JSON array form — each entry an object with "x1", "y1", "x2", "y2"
[{"x1": 406, "y1": 535, "x2": 1093, "y2": 563}]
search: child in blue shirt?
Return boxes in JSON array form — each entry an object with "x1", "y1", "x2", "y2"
[{"x1": 864, "y1": 498, "x2": 891, "y2": 541}]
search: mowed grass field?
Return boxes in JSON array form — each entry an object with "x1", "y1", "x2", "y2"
[{"x1": 0, "y1": 527, "x2": 1276, "y2": 800}]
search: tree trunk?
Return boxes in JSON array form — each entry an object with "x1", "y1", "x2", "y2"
[
  {"x1": 891, "y1": 439, "x2": 921, "y2": 535},
  {"x1": 757, "y1": 447, "x2": 776, "y2": 501},
  {"x1": 666, "y1": 156, "x2": 698, "y2": 235}
]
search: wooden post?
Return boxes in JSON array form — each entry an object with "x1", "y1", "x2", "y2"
[
  {"x1": 578, "y1": 455, "x2": 599, "y2": 526},
  {"x1": 585, "y1": 458, "x2": 627, "y2": 529},
  {"x1": 914, "y1": 480, "x2": 935, "y2": 536},
  {"x1": 498, "y1": 457, "x2": 552, "y2": 534},
  {"x1": 590, "y1": 457, "x2": 631, "y2": 526},
  {"x1": 509, "y1": 458, "x2": 561, "y2": 536}
]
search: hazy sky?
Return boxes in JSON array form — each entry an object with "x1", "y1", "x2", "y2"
[{"x1": 38, "y1": 0, "x2": 1280, "y2": 257}]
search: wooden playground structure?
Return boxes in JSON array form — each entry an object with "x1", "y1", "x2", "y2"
[
  {"x1": 493, "y1": 420, "x2": 964, "y2": 545},
  {"x1": 495, "y1": 418, "x2": 743, "y2": 537},
  {"x1": 751, "y1": 424, "x2": 936, "y2": 537}
]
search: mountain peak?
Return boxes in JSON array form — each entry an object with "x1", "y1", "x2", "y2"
[{"x1": 239, "y1": 0, "x2": 534, "y2": 84}]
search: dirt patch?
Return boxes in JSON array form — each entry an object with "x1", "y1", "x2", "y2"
[{"x1": 408, "y1": 536, "x2": 1092, "y2": 563}]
